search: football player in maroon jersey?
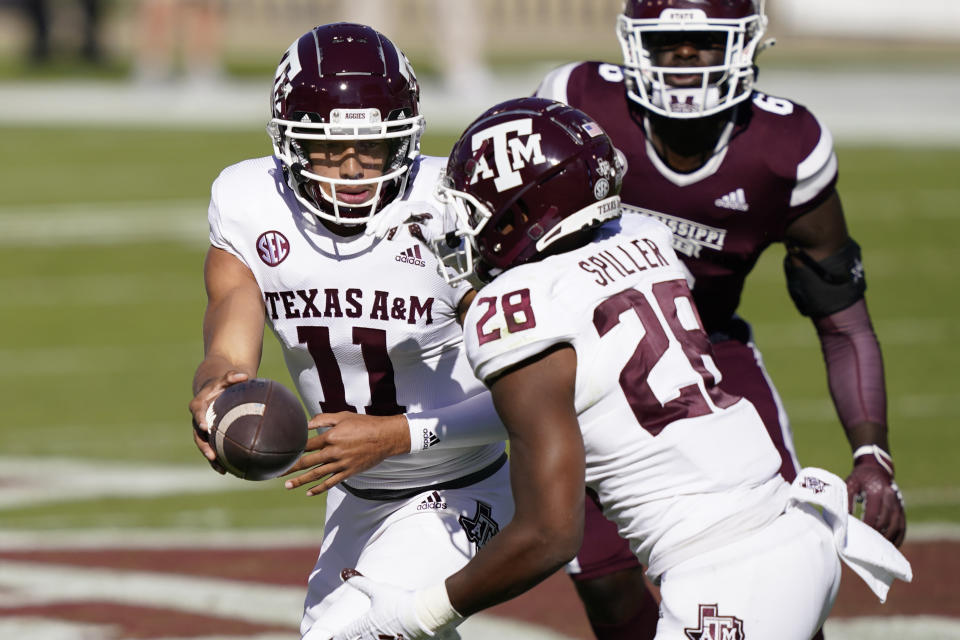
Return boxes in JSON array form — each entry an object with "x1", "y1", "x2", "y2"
[{"x1": 535, "y1": 1, "x2": 906, "y2": 637}]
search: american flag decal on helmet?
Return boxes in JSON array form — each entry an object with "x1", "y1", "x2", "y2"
[{"x1": 583, "y1": 121, "x2": 604, "y2": 137}]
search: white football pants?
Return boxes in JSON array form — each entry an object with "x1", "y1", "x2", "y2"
[
  {"x1": 655, "y1": 504, "x2": 841, "y2": 640},
  {"x1": 300, "y1": 462, "x2": 513, "y2": 639}
]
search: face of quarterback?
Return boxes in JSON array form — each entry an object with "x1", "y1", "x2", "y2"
[
  {"x1": 645, "y1": 31, "x2": 727, "y2": 87},
  {"x1": 306, "y1": 139, "x2": 392, "y2": 206}
]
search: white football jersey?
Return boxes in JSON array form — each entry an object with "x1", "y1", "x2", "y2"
[
  {"x1": 464, "y1": 214, "x2": 788, "y2": 578},
  {"x1": 208, "y1": 155, "x2": 505, "y2": 492}
]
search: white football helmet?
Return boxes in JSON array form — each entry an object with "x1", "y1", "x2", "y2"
[{"x1": 617, "y1": 0, "x2": 769, "y2": 119}]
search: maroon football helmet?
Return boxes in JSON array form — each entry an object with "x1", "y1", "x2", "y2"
[
  {"x1": 617, "y1": 0, "x2": 768, "y2": 118},
  {"x1": 434, "y1": 97, "x2": 624, "y2": 284},
  {"x1": 268, "y1": 23, "x2": 424, "y2": 226}
]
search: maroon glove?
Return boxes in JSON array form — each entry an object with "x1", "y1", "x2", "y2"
[{"x1": 846, "y1": 445, "x2": 906, "y2": 547}]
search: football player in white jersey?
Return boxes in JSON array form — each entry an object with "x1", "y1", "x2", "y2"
[
  {"x1": 187, "y1": 23, "x2": 513, "y2": 639},
  {"x1": 323, "y1": 98, "x2": 910, "y2": 640}
]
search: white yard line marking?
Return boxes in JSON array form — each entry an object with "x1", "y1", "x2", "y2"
[
  {"x1": 0, "y1": 559, "x2": 579, "y2": 640},
  {"x1": 824, "y1": 616, "x2": 960, "y2": 640},
  {"x1": 0, "y1": 201, "x2": 207, "y2": 246},
  {"x1": 0, "y1": 457, "x2": 259, "y2": 510},
  {"x1": 0, "y1": 559, "x2": 304, "y2": 626}
]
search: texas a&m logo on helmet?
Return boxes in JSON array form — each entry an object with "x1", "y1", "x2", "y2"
[
  {"x1": 434, "y1": 97, "x2": 623, "y2": 284},
  {"x1": 467, "y1": 118, "x2": 547, "y2": 192}
]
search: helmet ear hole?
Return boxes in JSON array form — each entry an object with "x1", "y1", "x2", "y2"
[
  {"x1": 494, "y1": 211, "x2": 517, "y2": 236},
  {"x1": 494, "y1": 201, "x2": 532, "y2": 237}
]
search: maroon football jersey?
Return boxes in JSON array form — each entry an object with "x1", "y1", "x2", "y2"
[{"x1": 537, "y1": 61, "x2": 838, "y2": 333}]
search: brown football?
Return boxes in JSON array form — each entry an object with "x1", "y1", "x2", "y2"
[{"x1": 206, "y1": 378, "x2": 308, "y2": 481}]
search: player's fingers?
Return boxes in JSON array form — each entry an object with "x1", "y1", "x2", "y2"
[
  {"x1": 867, "y1": 498, "x2": 890, "y2": 536},
  {"x1": 303, "y1": 430, "x2": 338, "y2": 453},
  {"x1": 305, "y1": 471, "x2": 349, "y2": 496},
  {"x1": 294, "y1": 448, "x2": 336, "y2": 470},
  {"x1": 284, "y1": 461, "x2": 340, "y2": 490},
  {"x1": 308, "y1": 411, "x2": 355, "y2": 430},
  {"x1": 225, "y1": 371, "x2": 249, "y2": 384},
  {"x1": 891, "y1": 516, "x2": 907, "y2": 547},
  {"x1": 845, "y1": 478, "x2": 862, "y2": 513},
  {"x1": 193, "y1": 430, "x2": 216, "y2": 460},
  {"x1": 283, "y1": 467, "x2": 321, "y2": 487},
  {"x1": 283, "y1": 449, "x2": 330, "y2": 474},
  {"x1": 883, "y1": 508, "x2": 906, "y2": 547},
  {"x1": 341, "y1": 572, "x2": 374, "y2": 597},
  {"x1": 340, "y1": 568, "x2": 363, "y2": 582},
  {"x1": 876, "y1": 491, "x2": 904, "y2": 542}
]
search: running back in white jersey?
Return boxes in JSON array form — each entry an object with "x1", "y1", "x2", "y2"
[
  {"x1": 208, "y1": 154, "x2": 505, "y2": 492},
  {"x1": 464, "y1": 214, "x2": 788, "y2": 578}
]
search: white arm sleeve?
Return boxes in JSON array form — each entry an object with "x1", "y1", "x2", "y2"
[{"x1": 405, "y1": 391, "x2": 507, "y2": 453}]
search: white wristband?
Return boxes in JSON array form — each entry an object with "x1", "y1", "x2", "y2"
[
  {"x1": 414, "y1": 582, "x2": 463, "y2": 632},
  {"x1": 853, "y1": 444, "x2": 894, "y2": 475},
  {"x1": 407, "y1": 416, "x2": 434, "y2": 453}
]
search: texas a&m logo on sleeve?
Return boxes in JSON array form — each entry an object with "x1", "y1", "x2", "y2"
[{"x1": 468, "y1": 118, "x2": 547, "y2": 192}]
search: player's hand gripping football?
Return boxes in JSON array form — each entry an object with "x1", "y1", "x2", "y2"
[
  {"x1": 284, "y1": 412, "x2": 410, "y2": 496},
  {"x1": 328, "y1": 570, "x2": 460, "y2": 640},
  {"x1": 188, "y1": 370, "x2": 250, "y2": 474},
  {"x1": 846, "y1": 445, "x2": 906, "y2": 547}
]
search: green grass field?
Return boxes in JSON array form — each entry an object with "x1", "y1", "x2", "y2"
[{"x1": 1, "y1": 125, "x2": 957, "y2": 531}]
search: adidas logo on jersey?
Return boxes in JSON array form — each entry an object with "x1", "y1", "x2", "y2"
[
  {"x1": 714, "y1": 188, "x2": 750, "y2": 212},
  {"x1": 421, "y1": 428, "x2": 440, "y2": 450},
  {"x1": 395, "y1": 245, "x2": 426, "y2": 267},
  {"x1": 417, "y1": 490, "x2": 447, "y2": 511}
]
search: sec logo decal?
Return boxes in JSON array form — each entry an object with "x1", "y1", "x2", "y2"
[{"x1": 256, "y1": 231, "x2": 290, "y2": 266}]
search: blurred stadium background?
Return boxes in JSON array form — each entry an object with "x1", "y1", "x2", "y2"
[{"x1": 0, "y1": 1, "x2": 958, "y2": 639}]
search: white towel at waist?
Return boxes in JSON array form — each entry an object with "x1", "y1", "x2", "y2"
[{"x1": 787, "y1": 467, "x2": 912, "y2": 603}]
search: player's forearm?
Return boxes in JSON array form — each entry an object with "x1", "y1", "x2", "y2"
[
  {"x1": 405, "y1": 391, "x2": 507, "y2": 452},
  {"x1": 813, "y1": 298, "x2": 890, "y2": 452},
  {"x1": 443, "y1": 407, "x2": 585, "y2": 617},
  {"x1": 843, "y1": 420, "x2": 890, "y2": 453},
  {"x1": 445, "y1": 516, "x2": 582, "y2": 616},
  {"x1": 192, "y1": 354, "x2": 256, "y2": 395}
]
